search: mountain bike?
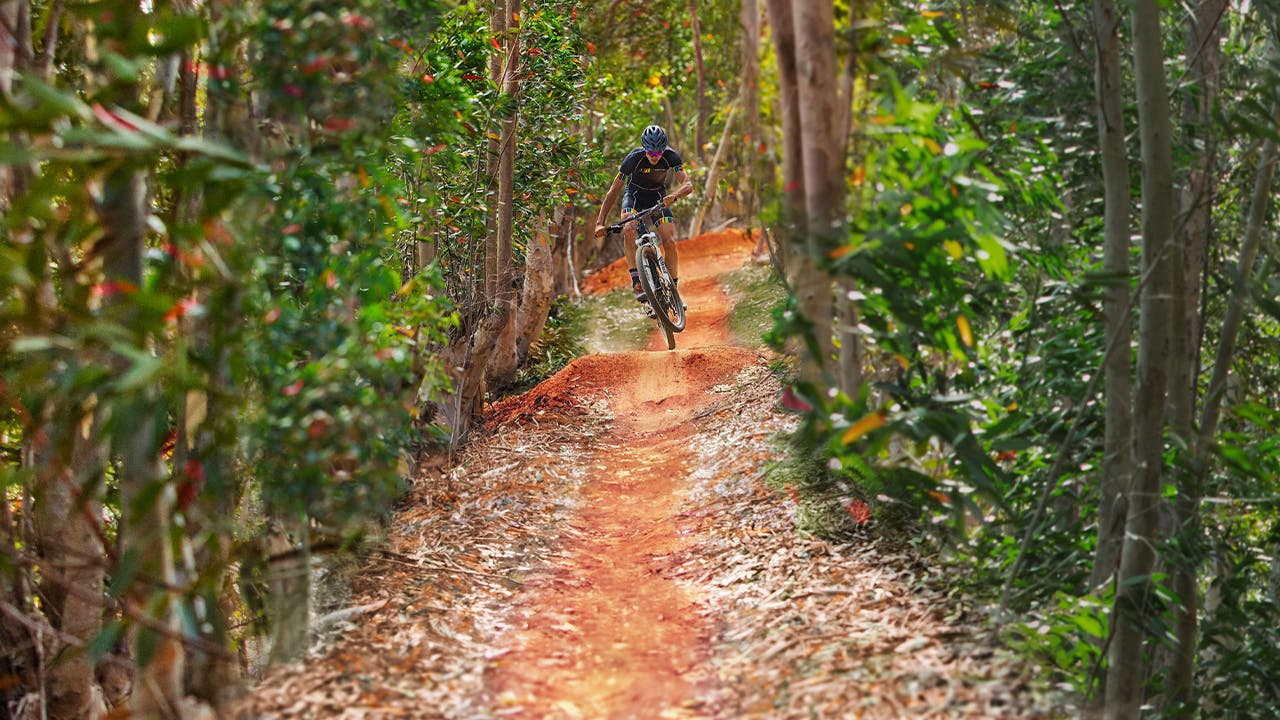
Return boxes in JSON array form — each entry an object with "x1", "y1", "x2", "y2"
[{"x1": 606, "y1": 201, "x2": 687, "y2": 350}]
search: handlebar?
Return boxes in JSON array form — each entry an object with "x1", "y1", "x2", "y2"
[{"x1": 605, "y1": 200, "x2": 668, "y2": 235}]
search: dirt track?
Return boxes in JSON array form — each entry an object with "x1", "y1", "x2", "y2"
[
  {"x1": 242, "y1": 230, "x2": 1052, "y2": 720},
  {"x1": 486, "y1": 232, "x2": 760, "y2": 717}
]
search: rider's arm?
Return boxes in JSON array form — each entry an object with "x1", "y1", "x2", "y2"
[
  {"x1": 665, "y1": 169, "x2": 693, "y2": 206},
  {"x1": 595, "y1": 174, "x2": 626, "y2": 234}
]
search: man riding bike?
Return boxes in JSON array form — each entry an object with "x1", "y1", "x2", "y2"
[{"x1": 594, "y1": 125, "x2": 693, "y2": 305}]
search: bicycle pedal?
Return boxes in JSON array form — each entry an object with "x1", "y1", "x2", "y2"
[{"x1": 644, "y1": 306, "x2": 656, "y2": 319}]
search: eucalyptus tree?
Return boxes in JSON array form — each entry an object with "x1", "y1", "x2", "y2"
[{"x1": 2, "y1": 0, "x2": 458, "y2": 714}]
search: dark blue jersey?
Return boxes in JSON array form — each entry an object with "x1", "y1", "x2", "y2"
[{"x1": 618, "y1": 147, "x2": 683, "y2": 193}]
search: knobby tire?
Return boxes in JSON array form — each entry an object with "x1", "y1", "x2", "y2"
[{"x1": 636, "y1": 243, "x2": 685, "y2": 343}]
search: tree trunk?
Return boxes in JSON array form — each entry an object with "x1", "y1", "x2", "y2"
[
  {"x1": 515, "y1": 219, "x2": 554, "y2": 364},
  {"x1": 99, "y1": 166, "x2": 187, "y2": 717},
  {"x1": 485, "y1": 2, "x2": 508, "y2": 298},
  {"x1": 834, "y1": 6, "x2": 866, "y2": 400},
  {"x1": 436, "y1": 309, "x2": 511, "y2": 451},
  {"x1": 690, "y1": 0, "x2": 708, "y2": 160},
  {"x1": 789, "y1": 0, "x2": 843, "y2": 390},
  {"x1": 1160, "y1": 4, "x2": 1226, "y2": 712},
  {"x1": 1105, "y1": 3, "x2": 1176, "y2": 717},
  {"x1": 739, "y1": 0, "x2": 762, "y2": 245},
  {"x1": 764, "y1": 0, "x2": 805, "y2": 242},
  {"x1": 1088, "y1": 0, "x2": 1133, "y2": 596},
  {"x1": 689, "y1": 102, "x2": 737, "y2": 238},
  {"x1": 30, "y1": 418, "x2": 106, "y2": 720},
  {"x1": 487, "y1": 0, "x2": 522, "y2": 387}
]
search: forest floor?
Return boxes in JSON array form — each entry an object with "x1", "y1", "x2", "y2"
[{"x1": 241, "y1": 231, "x2": 1064, "y2": 719}]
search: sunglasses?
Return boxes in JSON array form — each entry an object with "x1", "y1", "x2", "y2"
[{"x1": 645, "y1": 149, "x2": 664, "y2": 160}]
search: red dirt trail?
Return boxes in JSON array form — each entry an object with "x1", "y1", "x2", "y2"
[{"x1": 484, "y1": 231, "x2": 759, "y2": 718}]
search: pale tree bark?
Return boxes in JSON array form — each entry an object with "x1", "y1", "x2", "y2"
[
  {"x1": 1105, "y1": 2, "x2": 1176, "y2": 718},
  {"x1": 515, "y1": 217, "x2": 554, "y2": 364},
  {"x1": 764, "y1": 0, "x2": 805, "y2": 241},
  {"x1": 485, "y1": 3, "x2": 508, "y2": 298},
  {"x1": 1160, "y1": 4, "x2": 1226, "y2": 713},
  {"x1": 690, "y1": 0, "x2": 708, "y2": 160},
  {"x1": 435, "y1": 309, "x2": 511, "y2": 452},
  {"x1": 98, "y1": 166, "x2": 187, "y2": 717},
  {"x1": 739, "y1": 0, "x2": 764, "y2": 256},
  {"x1": 834, "y1": 6, "x2": 865, "y2": 399},
  {"x1": 486, "y1": 0, "x2": 523, "y2": 387},
  {"x1": 789, "y1": 0, "x2": 842, "y2": 391},
  {"x1": 1087, "y1": 0, "x2": 1133, "y2": 596},
  {"x1": 9, "y1": 3, "x2": 106, "y2": 716},
  {"x1": 29, "y1": 415, "x2": 107, "y2": 720}
]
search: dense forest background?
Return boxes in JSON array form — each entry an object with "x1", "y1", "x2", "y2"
[{"x1": 3, "y1": 0, "x2": 1280, "y2": 718}]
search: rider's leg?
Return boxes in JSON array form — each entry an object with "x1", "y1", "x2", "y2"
[
  {"x1": 656, "y1": 218, "x2": 679, "y2": 280},
  {"x1": 655, "y1": 219, "x2": 686, "y2": 311},
  {"x1": 622, "y1": 216, "x2": 644, "y2": 301}
]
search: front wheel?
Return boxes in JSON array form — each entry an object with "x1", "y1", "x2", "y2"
[{"x1": 636, "y1": 243, "x2": 686, "y2": 336}]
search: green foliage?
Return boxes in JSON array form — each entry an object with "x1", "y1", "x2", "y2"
[
  {"x1": 721, "y1": 262, "x2": 787, "y2": 348},
  {"x1": 388, "y1": 1, "x2": 591, "y2": 313},
  {"x1": 779, "y1": 7, "x2": 1033, "y2": 540},
  {"x1": 0, "y1": 0, "x2": 457, "y2": 672},
  {"x1": 582, "y1": 288, "x2": 654, "y2": 354},
  {"x1": 1003, "y1": 590, "x2": 1109, "y2": 697}
]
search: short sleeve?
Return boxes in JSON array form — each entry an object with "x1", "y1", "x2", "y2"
[
  {"x1": 618, "y1": 148, "x2": 643, "y2": 177},
  {"x1": 665, "y1": 149, "x2": 683, "y2": 171}
]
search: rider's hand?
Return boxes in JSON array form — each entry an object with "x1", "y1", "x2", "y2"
[
  {"x1": 594, "y1": 224, "x2": 607, "y2": 239},
  {"x1": 662, "y1": 194, "x2": 676, "y2": 207}
]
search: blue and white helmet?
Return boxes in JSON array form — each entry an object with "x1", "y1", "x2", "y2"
[{"x1": 641, "y1": 125, "x2": 668, "y2": 152}]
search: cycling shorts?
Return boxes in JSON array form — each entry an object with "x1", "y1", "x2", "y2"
[{"x1": 622, "y1": 186, "x2": 674, "y2": 235}]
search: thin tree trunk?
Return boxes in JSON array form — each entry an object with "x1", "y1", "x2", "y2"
[
  {"x1": 764, "y1": 0, "x2": 805, "y2": 241},
  {"x1": 487, "y1": 0, "x2": 522, "y2": 386},
  {"x1": 790, "y1": 0, "x2": 842, "y2": 390},
  {"x1": 689, "y1": 102, "x2": 737, "y2": 238},
  {"x1": 1088, "y1": 0, "x2": 1133, "y2": 596},
  {"x1": 1161, "y1": 5, "x2": 1226, "y2": 712},
  {"x1": 835, "y1": 4, "x2": 866, "y2": 399},
  {"x1": 739, "y1": 0, "x2": 762, "y2": 253},
  {"x1": 30, "y1": 421, "x2": 106, "y2": 720},
  {"x1": 690, "y1": 0, "x2": 708, "y2": 160},
  {"x1": 1105, "y1": 3, "x2": 1175, "y2": 717},
  {"x1": 1197, "y1": 108, "x2": 1279, "y2": 477},
  {"x1": 99, "y1": 166, "x2": 187, "y2": 716},
  {"x1": 485, "y1": 3, "x2": 507, "y2": 298}
]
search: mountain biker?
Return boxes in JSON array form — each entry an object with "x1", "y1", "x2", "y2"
[{"x1": 594, "y1": 124, "x2": 693, "y2": 304}]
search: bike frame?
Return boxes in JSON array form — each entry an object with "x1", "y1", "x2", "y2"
[{"x1": 606, "y1": 202, "x2": 687, "y2": 348}]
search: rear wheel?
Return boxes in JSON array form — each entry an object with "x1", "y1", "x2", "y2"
[{"x1": 637, "y1": 242, "x2": 686, "y2": 335}]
